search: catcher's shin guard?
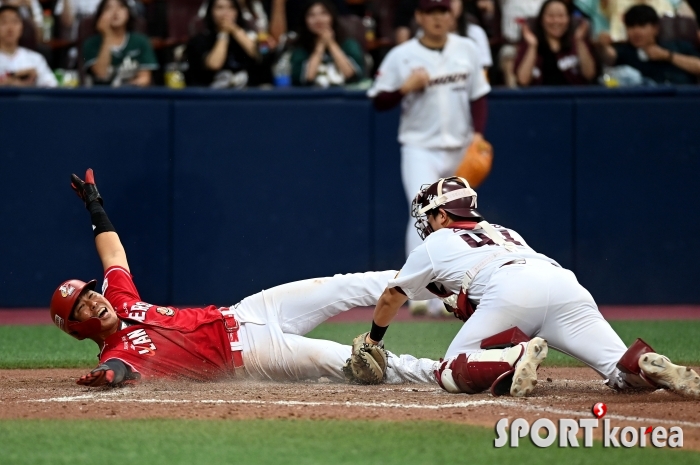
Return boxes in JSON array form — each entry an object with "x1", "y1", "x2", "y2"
[
  {"x1": 435, "y1": 337, "x2": 548, "y2": 397},
  {"x1": 617, "y1": 339, "x2": 700, "y2": 396},
  {"x1": 614, "y1": 338, "x2": 659, "y2": 389},
  {"x1": 617, "y1": 338, "x2": 655, "y2": 377},
  {"x1": 435, "y1": 353, "x2": 514, "y2": 395}
]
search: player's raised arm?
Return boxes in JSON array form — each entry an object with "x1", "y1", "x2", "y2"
[{"x1": 70, "y1": 169, "x2": 130, "y2": 272}]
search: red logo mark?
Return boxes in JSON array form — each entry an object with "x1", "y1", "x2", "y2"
[
  {"x1": 130, "y1": 344, "x2": 156, "y2": 357},
  {"x1": 591, "y1": 402, "x2": 607, "y2": 419},
  {"x1": 645, "y1": 426, "x2": 653, "y2": 435}
]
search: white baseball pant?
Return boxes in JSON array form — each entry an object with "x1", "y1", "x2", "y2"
[
  {"x1": 234, "y1": 271, "x2": 438, "y2": 384},
  {"x1": 401, "y1": 144, "x2": 466, "y2": 256},
  {"x1": 444, "y1": 259, "x2": 629, "y2": 383}
]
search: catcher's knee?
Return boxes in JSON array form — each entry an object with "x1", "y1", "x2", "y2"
[{"x1": 435, "y1": 327, "x2": 532, "y2": 396}]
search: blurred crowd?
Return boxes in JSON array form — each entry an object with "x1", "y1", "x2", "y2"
[{"x1": 0, "y1": 0, "x2": 699, "y2": 88}]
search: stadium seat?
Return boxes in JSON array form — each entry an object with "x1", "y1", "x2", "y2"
[
  {"x1": 339, "y1": 14, "x2": 366, "y2": 50},
  {"x1": 375, "y1": 0, "x2": 398, "y2": 45},
  {"x1": 167, "y1": 0, "x2": 205, "y2": 41},
  {"x1": 18, "y1": 17, "x2": 36, "y2": 50},
  {"x1": 658, "y1": 15, "x2": 699, "y2": 47}
]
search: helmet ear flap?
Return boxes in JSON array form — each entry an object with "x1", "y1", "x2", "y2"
[{"x1": 66, "y1": 317, "x2": 103, "y2": 340}]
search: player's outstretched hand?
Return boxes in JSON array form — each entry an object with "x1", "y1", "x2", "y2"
[
  {"x1": 77, "y1": 365, "x2": 115, "y2": 387},
  {"x1": 70, "y1": 168, "x2": 103, "y2": 208}
]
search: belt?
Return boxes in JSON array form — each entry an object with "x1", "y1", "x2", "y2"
[
  {"x1": 500, "y1": 258, "x2": 560, "y2": 268},
  {"x1": 500, "y1": 259, "x2": 527, "y2": 267},
  {"x1": 220, "y1": 307, "x2": 244, "y2": 370}
]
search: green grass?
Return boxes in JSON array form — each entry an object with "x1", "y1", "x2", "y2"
[
  {"x1": 1, "y1": 320, "x2": 700, "y2": 369},
  {"x1": 0, "y1": 419, "x2": 697, "y2": 465},
  {"x1": 0, "y1": 326, "x2": 99, "y2": 368}
]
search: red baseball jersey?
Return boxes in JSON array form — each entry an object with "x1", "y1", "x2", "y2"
[{"x1": 98, "y1": 266, "x2": 235, "y2": 381}]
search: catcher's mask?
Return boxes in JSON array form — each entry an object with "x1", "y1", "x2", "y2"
[
  {"x1": 50, "y1": 279, "x2": 101, "y2": 340},
  {"x1": 411, "y1": 176, "x2": 483, "y2": 240}
]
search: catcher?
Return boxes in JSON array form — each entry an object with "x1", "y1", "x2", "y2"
[
  {"x1": 367, "y1": 0, "x2": 491, "y2": 317},
  {"x1": 347, "y1": 176, "x2": 700, "y2": 398},
  {"x1": 51, "y1": 169, "x2": 437, "y2": 387}
]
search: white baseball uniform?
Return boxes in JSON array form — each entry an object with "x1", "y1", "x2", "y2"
[
  {"x1": 233, "y1": 271, "x2": 438, "y2": 384},
  {"x1": 388, "y1": 223, "x2": 632, "y2": 388},
  {"x1": 368, "y1": 34, "x2": 491, "y2": 257}
]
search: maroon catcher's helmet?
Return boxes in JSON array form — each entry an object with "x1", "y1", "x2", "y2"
[
  {"x1": 49, "y1": 279, "x2": 101, "y2": 340},
  {"x1": 411, "y1": 176, "x2": 483, "y2": 239}
]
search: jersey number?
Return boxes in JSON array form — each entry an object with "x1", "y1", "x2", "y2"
[{"x1": 460, "y1": 231, "x2": 522, "y2": 248}]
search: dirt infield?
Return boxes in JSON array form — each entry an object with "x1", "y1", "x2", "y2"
[{"x1": 2, "y1": 367, "x2": 699, "y2": 449}]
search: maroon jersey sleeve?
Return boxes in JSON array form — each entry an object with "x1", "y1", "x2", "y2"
[{"x1": 102, "y1": 266, "x2": 141, "y2": 314}]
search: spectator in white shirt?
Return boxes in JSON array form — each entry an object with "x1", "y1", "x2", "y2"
[
  {"x1": 0, "y1": 5, "x2": 57, "y2": 87},
  {"x1": 0, "y1": 0, "x2": 42, "y2": 42}
]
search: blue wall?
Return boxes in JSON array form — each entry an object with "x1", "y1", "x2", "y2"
[{"x1": 1, "y1": 87, "x2": 699, "y2": 307}]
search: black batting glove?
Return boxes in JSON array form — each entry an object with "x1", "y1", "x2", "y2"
[{"x1": 70, "y1": 168, "x2": 103, "y2": 208}]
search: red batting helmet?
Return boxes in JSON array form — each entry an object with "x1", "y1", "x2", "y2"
[
  {"x1": 411, "y1": 176, "x2": 483, "y2": 239},
  {"x1": 49, "y1": 279, "x2": 101, "y2": 340}
]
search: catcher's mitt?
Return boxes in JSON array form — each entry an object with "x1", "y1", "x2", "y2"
[
  {"x1": 343, "y1": 332, "x2": 388, "y2": 384},
  {"x1": 454, "y1": 133, "x2": 493, "y2": 188}
]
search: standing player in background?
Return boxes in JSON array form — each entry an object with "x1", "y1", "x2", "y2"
[
  {"x1": 348, "y1": 176, "x2": 700, "y2": 398},
  {"x1": 51, "y1": 169, "x2": 438, "y2": 388},
  {"x1": 367, "y1": 0, "x2": 490, "y2": 317}
]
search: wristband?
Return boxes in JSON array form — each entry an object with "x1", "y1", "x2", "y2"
[
  {"x1": 369, "y1": 320, "x2": 388, "y2": 343},
  {"x1": 88, "y1": 201, "x2": 116, "y2": 237},
  {"x1": 218, "y1": 31, "x2": 229, "y2": 41}
]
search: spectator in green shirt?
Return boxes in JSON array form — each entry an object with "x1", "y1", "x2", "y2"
[
  {"x1": 82, "y1": 0, "x2": 157, "y2": 87},
  {"x1": 290, "y1": 0, "x2": 364, "y2": 87}
]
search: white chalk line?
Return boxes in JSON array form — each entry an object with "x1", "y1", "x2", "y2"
[
  {"x1": 29, "y1": 394, "x2": 502, "y2": 410},
  {"x1": 24, "y1": 393, "x2": 700, "y2": 427}
]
